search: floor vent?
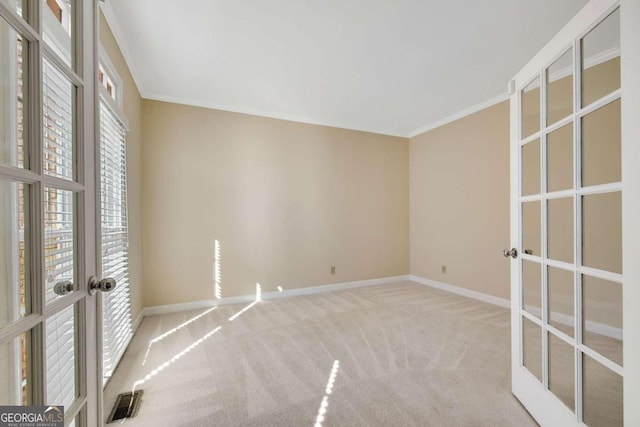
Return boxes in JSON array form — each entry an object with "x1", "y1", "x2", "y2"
[{"x1": 107, "y1": 390, "x2": 144, "y2": 423}]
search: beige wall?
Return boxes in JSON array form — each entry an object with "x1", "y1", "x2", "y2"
[
  {"x1": 410, "y1": 101, "x2": 511, "y2": 299},
  {"x1": 410, "y1": 58, "x2": 621, "y2": 329},
  {"x1": 141, "y1": 101, "x2": 409, "y2": 307},
  {"x1": 99, "y1": 12, "x2": 144, "y2": 321},
  {"x1": 98, "y1": 13, "x2": 621, "y2": 328}
]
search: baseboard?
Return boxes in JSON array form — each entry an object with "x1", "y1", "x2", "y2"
[
  {"x1": 132, "y1": 311, "x2": 144, "y2": 334},
  {"x1": 142, "y1": 275, "x2": 411, "y2": 317},
  {"x1": 409, "y1": 275, "x2": 622, "y2": 341},
  {"x1": 408, "y1": 275, "x2": 510, "y2": 308}
]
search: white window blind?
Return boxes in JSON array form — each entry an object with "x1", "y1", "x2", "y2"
[
  {"x1": 42, "y1": 54, "x2": 76, "y2": 407},
  {"x1": 45, "y1": 305, "x2": 75, "y2": 408},
  {"x1": 99, "y1": 99, "x2": 133, "y2": 380},
  {"x1": 42, "y1": 58, "x2": 74, "y2": 180}
]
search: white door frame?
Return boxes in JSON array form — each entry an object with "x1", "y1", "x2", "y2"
[
  {"x1": 620, "y1": 0, "x2": 640, "y2": 422},
  {"x1": 509, "y1": 0, "x2": 639, "y2": 424},
  {"x1": 83, "y1": 0, "x2": 100, "y2": 423}
]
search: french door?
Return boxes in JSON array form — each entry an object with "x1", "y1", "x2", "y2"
[
  {"x1": 0, "y1": 0, "x2": 101, "y2": 425},
  {"x1": 509, "y1": 0, "x2": 640, "y2": 425}
]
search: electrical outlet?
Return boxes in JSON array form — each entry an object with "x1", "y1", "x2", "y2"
[
  {"x1": 441, "y1": 265, "x2": 447, "y2": 274},
  {"x1": 330, "y1": 266, "x2": 336, "y2": 274}
]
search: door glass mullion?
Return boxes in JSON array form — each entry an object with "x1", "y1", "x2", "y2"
[
  {"x1": 540, "y1": 68, "x2": 550, "y2": 392},
  {"x1": 572, "y1": 34, "x2": 583, "y2": 421}
]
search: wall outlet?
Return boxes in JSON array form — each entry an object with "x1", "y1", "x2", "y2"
[
  {"x1": 330, "y1": 266, "x2": 336, "y2": 274},
  {"x1": 441, "y1": 265, "x2": 447, "y2": 274}
]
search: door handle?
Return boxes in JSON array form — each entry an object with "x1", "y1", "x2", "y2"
[
  {"x1": 53, "y1": 280, "x2": 74, "y2": 296},
  {"x1": 88, "y1": 276, "x2": 117, "y2": 295},
  {"x1": 503, "y1": 248, "x2": 518, "y2": 259}
]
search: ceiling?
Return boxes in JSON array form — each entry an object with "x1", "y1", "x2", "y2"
[{"x1": 103, "y1": 0, "x2": 589, "y2": 137}]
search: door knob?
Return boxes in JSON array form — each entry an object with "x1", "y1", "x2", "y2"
[
  {"x1": 53, "y1": 280, "x2": 74, "y2": 296},
  {"x1": 88, "y1": 276, "x2": 117, "y2": 295},
  {"x1": 503, "y1": 248, "x2": 518, "y2": 259}
]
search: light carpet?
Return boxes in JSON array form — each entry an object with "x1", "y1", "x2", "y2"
[{"x1": 104, "y1": 281, "x2": 538, "y2": 426}]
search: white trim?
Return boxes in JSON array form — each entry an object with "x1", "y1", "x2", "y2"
[
  {"x1": 621, "y1": 0, "x2": 640, "y2": 421},
  {"x1": 407, "y1": 93, "x2": 510, "y2": 138},
  {"x1": 143, "y1": 93, "x2": 408, "y2": 138},
  {"x1": 142, "y1": 275, "x2": 411, "y2": 317},
  {"x1": 408, "y1": 275, "x2": 511, "y2": 308},
  {"x1": 99, "y1": 1, "x2": 147, "y2": 97},
  {"x1": 97, "y1": 45, "x2": 123, "y2": 107},
  {"x1": 132, "y1": 310, "x2": 144, "y2": 334}
]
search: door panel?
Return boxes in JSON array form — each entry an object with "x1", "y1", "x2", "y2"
[
  {"x1": 509, "y1": 0, "x2": 635, "y2": 425},
  {"x1": 0, "y1": 1, "x2": 98, "y2": 425}
]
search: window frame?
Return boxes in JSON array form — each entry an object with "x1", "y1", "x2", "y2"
[
  {"x1": 97, "y1": 46, "x2": 128, "y2": 129},
  {"x1": 96, "y1": 46, "x2": 132, "y2": 385}
]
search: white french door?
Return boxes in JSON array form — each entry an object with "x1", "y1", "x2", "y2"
[
  {"x1": 0, "y1": 0, "x2": 101, "y2": 425},
  {"x1": 509, "y1": 0, "x2": 640, "y2": 425}
]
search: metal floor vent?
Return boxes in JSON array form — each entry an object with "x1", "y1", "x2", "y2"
[{"x1": 107, "y1": 390, "x2": 144, "y2": 423}]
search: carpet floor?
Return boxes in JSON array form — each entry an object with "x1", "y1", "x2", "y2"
[{"x1": 104, "y1": 281, "x2": 539, "y2": 426}]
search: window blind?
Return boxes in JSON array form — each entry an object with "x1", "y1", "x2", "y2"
[
  {"x1": 42, "y1": 56, "x2": 75, "y2": 407},
  {"x1": 42, "y1": 58, "x2": 74, "y2": 180},
  {"x1": 45, "y1": 305, "x2": 75, "y2": 408},
  {"x1": 99, "y1": 99, "x2": 133, "y2": 380}
]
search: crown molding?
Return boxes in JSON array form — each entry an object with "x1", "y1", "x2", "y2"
[
  {"x1": 407, "y1": 93, "x2": 510, "y2": 139},
  {"x1": 98, "y1": 6, "x2": 508, "y2": 140},
  {"x1": 143, "y1": 92, "x2": 409, "y2": 138},
  {"x1": 97, "y1": 7, "x2": 620, "y2": 141}
]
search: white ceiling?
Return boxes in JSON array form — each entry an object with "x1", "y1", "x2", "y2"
[{"x1": 103, "y1": 0, "x2": 589, "y2": 137}]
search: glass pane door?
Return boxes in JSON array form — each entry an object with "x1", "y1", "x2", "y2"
[
  {"x1": 0, "y1": 1, "x2": 98, "y2": 425},
  {"x1": 512, "y1": 3, "x2": 623, "y2": 425}
]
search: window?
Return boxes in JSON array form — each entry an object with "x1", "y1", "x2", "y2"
[
  {"x1": 46, "y1": 0, "x2": 62, "y2": 22},
  {"x1": 98, "y1": 55, "x2": 132, "y2": 381},
  {"x1": 98, "y1": 64, "x2": 116, "y2": 102}
]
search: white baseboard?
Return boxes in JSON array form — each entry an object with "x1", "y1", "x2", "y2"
[
  {"x1": 132, "y1": 311, "x2": 144, "y2": 333},
  {"x1": 408, "y1": 274, "x2": 510, "y2": 308},
  {"x1": 409, "y1": 275, "x2": 622, "y2": 341},
  {"x1": 584, "y1": 319, "x2": 622, "y2": 341},
  {"x1": 142, "y1": 275, "x2": 411, "y2": 317}
]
